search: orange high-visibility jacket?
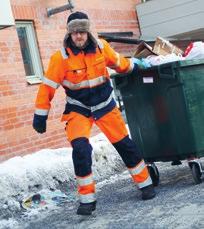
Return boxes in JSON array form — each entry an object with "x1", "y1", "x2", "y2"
[{"x1": 34, "y1": 38, "x2": 134, "y2": 120}]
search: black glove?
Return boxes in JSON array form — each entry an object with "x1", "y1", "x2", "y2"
[
  {"x1": 32, "y1": 114, "x2": 48, "y2": 134},
  {"x1": 132, "y1": 63, "x2": 139, "y2": 74}
]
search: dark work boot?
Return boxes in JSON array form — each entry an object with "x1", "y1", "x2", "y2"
[
  {"x1": 141, "y1": 184, "x2": 156, "y2": 200},
  {"x1": 77, "y1": 201, "x2": 96, "y2": 215}
]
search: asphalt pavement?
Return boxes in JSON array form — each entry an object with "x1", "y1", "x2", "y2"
[{"x1": 9, "y1": 160, "x2": 204, "y2": 229}]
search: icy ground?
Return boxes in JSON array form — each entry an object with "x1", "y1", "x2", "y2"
[
  {"x1": 0, "y1": 133, "x2": 204, "y2": 229},
  {"x1": 0, "y1": 133, "x2": 125, "y2": 228}
]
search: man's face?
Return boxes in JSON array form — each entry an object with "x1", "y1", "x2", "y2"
[{"x1": 71, "y1": 32, "x2": 88, "y2": 48}]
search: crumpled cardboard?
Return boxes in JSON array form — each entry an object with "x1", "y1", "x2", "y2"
[
  {"x1": 133, "y1": 41, "x2": 157, "y2": 58},
  {"x1": 153, "y1": 36, "x2": 183, "y2": 56}
]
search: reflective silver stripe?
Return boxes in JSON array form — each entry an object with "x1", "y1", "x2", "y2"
[
  {"x1": 62, "y1": 76, "x2": 106, "y2": 90},
  {"x1": 109, "y1": 52, "x2": 121, "y2": 69},
  {"x1": 128, "y1": 160, "x2": 146, "y2": 176},
  {"x1": 90, "y1": 94, "x2": 113, "y2": 112},
  {"x1": 35, "y1": 108, "x2": 49, "y2": 116},
  {"x1": 115, "y1": 52, "x2": 120, "y2": 67},
  {"x1": 97, "y1": 39, "x2": 104, "y2": 49},
  {"x1": 79, "y1": 193, "x2": 96, "y2": 204},
  {"x1": 42, "y1": 76, "x2": 60, "y2": 89},
  {"x1": 60, "y1": 47, "x2": 69, "y2": 59},
  {"x1": 127, "y1": 58, "x2": 135, "y2": 73},
  {"x1": 66, "y1": 96, "x2": 89, "y2": 109},
  {"x1": 66, "y1": 93, "x2": 113, "y2": 112},
  {"x1": 138, "y1": 176, "x2": 152, "y2": 189},
  {"x1": 77, "y1": 174, "x2": 94, "y2": 186}
]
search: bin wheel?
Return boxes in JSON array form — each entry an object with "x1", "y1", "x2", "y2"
[
  {"x1": 147, "y1": 165, "x2": 160, "y2": 187},
  {"x1": 191, "y1": 163, "x2": 202, "y2": 185}
]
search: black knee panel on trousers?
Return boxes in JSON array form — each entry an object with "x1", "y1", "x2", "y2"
[
  {"x1": 71, "y1": 137, "x2": 93, "y2": 177},
  {"x1": 113, "y1": 136, "x2": 142, "y2": 168}
]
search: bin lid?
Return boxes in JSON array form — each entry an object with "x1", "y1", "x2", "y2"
[{"x1": 162, "y1": 58, "x2": 204, "y2": 68}]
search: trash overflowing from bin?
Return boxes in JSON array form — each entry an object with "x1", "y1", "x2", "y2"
[
  {"x1": 21, "y1": 189, "x2": 75, "y2": 210},
  {"x1": 133, "y1": 36, "x2": 204, "y2": 66}
]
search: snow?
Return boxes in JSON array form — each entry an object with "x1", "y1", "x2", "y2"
[
  {"x1": 0, "y1": 133, "x2": 124, "y2": 198},
  {"x1": 0, "y1": 133, "x2": 124, "y2": 223}
]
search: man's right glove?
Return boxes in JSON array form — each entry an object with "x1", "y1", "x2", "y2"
[
  {"x1": 32, "y1": 114, "x2": 48, "y2": 134},
  {"x1": 131, "y1": 57, "x2": 151, "y2": 70}
]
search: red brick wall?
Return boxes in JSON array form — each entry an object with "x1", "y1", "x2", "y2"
[{"x1": 0, "y1": 0, "x2": 141, "y2": 162}]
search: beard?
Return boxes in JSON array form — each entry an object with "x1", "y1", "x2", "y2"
[{"x1": 73, "y1": 39, "x2": 89, "y2": 49}]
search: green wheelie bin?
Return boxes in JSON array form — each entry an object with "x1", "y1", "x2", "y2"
[{"x1": 113, "y1": 59, "x2": 204, "y2": 185}]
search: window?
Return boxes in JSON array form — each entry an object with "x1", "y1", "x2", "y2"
[{"x1": 16, "y1": 21, "x2": 43, "y2": 84}]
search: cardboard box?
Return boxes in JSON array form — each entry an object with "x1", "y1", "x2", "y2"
[
  {"x1": 153, "y1": 37, "x2": 183, "y2": 56},
  {"x1": 133, "y1": 41, "x2": 157, "y2": 58}
]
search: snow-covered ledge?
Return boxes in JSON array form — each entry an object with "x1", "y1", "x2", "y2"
[{"x1": 0, "y1": 133, "x2": 125, "y2": 212}]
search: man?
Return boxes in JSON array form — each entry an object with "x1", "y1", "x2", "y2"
[{"x1": 33, "y1": 11, "x2": 156, "y2": 216}]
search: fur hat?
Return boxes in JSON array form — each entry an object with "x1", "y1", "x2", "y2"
[
  {"x1": 64, "y1": 11, "x2": 97, "y2": 49},
  {"x1": 67, "y1": 11, "x2": 90, "y2": 34}
]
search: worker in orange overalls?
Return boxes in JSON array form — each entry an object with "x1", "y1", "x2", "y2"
[{"x1": 33, "y1": 11, "x2": 156, "y2": 215}]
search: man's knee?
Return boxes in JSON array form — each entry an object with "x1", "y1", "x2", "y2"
[
  {"x1": 113, "y1": 136, "x2": 142, "y2": 167},
  {"x1": 113, "y1": 136, "x2": 138, "y2": 152},
  {"x1": 71, "y1": 137, "x2": 93, "y2": 176},
  {"x1": 72, "y1": 137, "x2": 92, "y2": 153}
]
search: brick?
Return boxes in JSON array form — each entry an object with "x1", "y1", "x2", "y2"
[{"x1": 0, "y1": 0, "x2": 141, "y2": 162}]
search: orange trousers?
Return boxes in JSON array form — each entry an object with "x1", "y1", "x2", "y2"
[
  {"x1": 65, "y1": 107, "x2": 128, "y2": 143},
  {"x1": 64, "y1": 107, "x2": 152, "y2": 202}
]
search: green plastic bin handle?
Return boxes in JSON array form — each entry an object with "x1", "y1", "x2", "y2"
[
  {"x1": 158, "y1": 64, "x2": 176, "y2": 79},
  {"x1": 111, "y1": 73, "x2": 130, "y2": 89},
  {"x1": 116, "y1": 78, "x2": 129, "y2": 89},
  {"x1": 166, "y1": 82, "x2": 184, "y2": 92}
]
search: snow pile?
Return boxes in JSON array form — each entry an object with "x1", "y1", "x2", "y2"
[{"x1": 0, "y1": 133, "x2": 124, "y2": 212}]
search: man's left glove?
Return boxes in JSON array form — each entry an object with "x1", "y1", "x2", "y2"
[{"x1": 32, "y1": 114, "x2": 48, "y2": 134}]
